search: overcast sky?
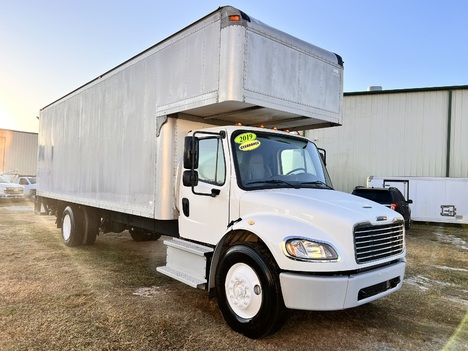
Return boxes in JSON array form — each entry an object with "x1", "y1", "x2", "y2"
[{"x1": 1, "y1": 0, "x2": 467, "y2": 133}]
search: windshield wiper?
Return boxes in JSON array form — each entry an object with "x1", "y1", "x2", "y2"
[
  {"x1": 245, "y1": 179, "x2": 300, "y2": 189},
  {"x1": 299, "y1": 181, "x2": 334, "y2": 190}
]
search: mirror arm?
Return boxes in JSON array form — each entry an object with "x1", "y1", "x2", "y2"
[{"x1": 191, "y1": 185, "x2": 220, "y2": 198}]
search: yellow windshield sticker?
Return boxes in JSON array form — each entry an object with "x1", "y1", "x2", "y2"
[
  {"x1": 235, "y1": 132, "x2": 261, "y2": 151},
  {"x1": 235, "y1": 133, "x2": 261, "y2": 151},
  {"x1": 234, "y1": 132, "x2": 257, "y2": 144},
  {"x1": 239, "y1": 140, "x2": 261, "y2": 151}
]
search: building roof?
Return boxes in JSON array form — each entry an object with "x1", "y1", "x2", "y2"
[{"x1": 345, "y1": 84, "x2": 468, "y2": 97}]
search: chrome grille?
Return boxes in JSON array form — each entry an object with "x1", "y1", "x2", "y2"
[
  {"x1": 354, "y1": 222, "x2": 404, "y2": 264},
  {"x1": 5, "y1": 187, "x2": 23, "y2": 195}
]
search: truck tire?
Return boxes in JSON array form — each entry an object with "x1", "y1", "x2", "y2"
[
  {"x1": 61, "y1": 206, "x2": 84, "y2": 247},
  {"x1": 82, "y1": 207, "x2": 100, "y2": 245},
  {"x1": 215, "y1": 243, "x2": 288, "y2": 338},
  {"x1": 129, "y1": 228, "x2": 161, "y2": 242},
  {"x1": 130, "y1": 228, "x2": 148, "y2": 242}
]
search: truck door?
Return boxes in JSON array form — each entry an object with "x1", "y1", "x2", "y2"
[{"x1": 179, "y1": 135, "x2": 230, "y2": 245}]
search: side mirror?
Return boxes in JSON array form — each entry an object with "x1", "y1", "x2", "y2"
[
  {"x1": 318, "y1": 147, "x2": 327, "y2": 166},
  {"x1": 407, "y1": 199, "x2": 413, "y2": 204},
  {"x1": 183, "y1": 170, "x2": 199, "y2": 187},
  {"x1": 184, "y1": 136, "x2": 199, "y2": 169}
]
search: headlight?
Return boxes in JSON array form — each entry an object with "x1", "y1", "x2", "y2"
[{"x1": 284, "y1": 238, "x2": 338, "y2": 261}]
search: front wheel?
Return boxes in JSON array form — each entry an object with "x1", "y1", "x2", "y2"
[{"x1": 215, "y1": 243, "x2": 287, "y2": 338}]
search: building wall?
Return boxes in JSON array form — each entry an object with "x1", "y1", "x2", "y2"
[
  {"x1": 307, "y1": 86, "x2": 468, "y2": 193},
  {"x1": 0, "y1": 129, "x2": 38, "y2": 176},
  {"x1": 450, "y1": 89, "x2": 468, "y2": 177}
]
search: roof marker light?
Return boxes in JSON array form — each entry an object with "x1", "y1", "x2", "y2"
[{"x1": 229, "y1": 15, "x2": 241, "y2": 22}]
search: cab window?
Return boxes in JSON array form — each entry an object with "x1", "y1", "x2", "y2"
[{"x1": 197, "y1": 138, "x2": 226, "y2": 185}]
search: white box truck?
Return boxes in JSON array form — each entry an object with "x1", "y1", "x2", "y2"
[
  {"x1": 36, "y1": 6, "x2": 406, "y2": 338},
  {"x1": 368, "y1": 176, "x2": 468, "y2": 224}
]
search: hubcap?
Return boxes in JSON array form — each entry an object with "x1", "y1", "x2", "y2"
[
  {"x1": 225, "y1": 263, "x2": 262, "y2": 319},
  {"x1": 62, "y1": 214, "x2": 72, "y2": 241}
]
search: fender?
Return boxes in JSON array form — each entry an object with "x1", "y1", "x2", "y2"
[{"x1": 207, "y1": 212, "x2": 355, "y2": 293}]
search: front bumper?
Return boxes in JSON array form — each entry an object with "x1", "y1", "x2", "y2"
[
  {"x1": 0, "y1": 194, "x2": 24, "y2": 199},
  {"x1": 280, "y1": 260, "x2": 406, "y2": 311}
]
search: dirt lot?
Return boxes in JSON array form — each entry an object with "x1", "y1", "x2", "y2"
[{"x1": 0, "y1": 200, "x2": 467, "y2": 351}]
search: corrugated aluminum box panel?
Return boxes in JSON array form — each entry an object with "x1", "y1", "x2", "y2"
[
  {"x1": 43, "y1": 6, "x2": 343, "y2": 131},
  {"x1": 161, "y1": 8, "x2": 344, "y2": 129},
  {"x1": 38, "y1": 111, "x2": 211, "y2": 219}
]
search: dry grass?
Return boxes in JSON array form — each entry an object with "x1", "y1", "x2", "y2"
[{"x1": 0, "y1": 200, "x2": 467, "y2": 350}]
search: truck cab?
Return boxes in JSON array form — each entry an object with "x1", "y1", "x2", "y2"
[
  {"x1": 17, "y1": 176, "x2": 37, "y2": 199},
  {"x1": 160, "y1": 125, "x2": 406, "y2": 338}
]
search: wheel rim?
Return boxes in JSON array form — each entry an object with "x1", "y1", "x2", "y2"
[
  {"x1": 225, "y1": 263, "x2": 263, "y2": 319},
  {"x1": 62, "y1": 214, "x2": 72, "y2": 241}
]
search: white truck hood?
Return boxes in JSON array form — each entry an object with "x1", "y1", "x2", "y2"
[{"x1": 239, "y1": 188, "x2": 401, "y2": 227}]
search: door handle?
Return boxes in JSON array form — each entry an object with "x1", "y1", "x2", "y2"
[{"x1": 182, "y1": 198, "x2": 190, "y2": 217}]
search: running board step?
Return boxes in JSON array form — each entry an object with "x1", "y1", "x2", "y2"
[
  {"x1": 157, "y1": 266, "x2": 207, "y2": 288},
  {"x1": 156, "y1": 238, "x2": 213, "y2": 289}
]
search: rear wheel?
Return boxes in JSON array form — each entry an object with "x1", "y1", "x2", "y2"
[
  {"x1": 61, "y1": 206, "x2": 84, "y2": 247},
  {"x1": 215, "y1": 243, "x2": 288, "y2": 338},
  {"x1": 82, "y1": 207, "x2": 100, "y2": 245}
]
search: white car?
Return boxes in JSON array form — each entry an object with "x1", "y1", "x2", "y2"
[
  {"x1": 0, "y1": 175, "x2": 24, "y2": 199},
  {"x1": 17, "y1": 176, "x2": 37, "y2": 199}
]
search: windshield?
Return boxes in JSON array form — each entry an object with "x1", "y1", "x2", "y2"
[
  {"x1": 232, "y1": 130, "x2": 333, "y2": 190},
  {"x1": 0, "y1": 176, "x2": 11, "y2": 183}
]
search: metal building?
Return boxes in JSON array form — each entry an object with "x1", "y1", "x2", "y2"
[
  {"x1": 307, "y1": 85, "x2": 468, "y2": 193},
  {"x1": 0, "y1": 129, "x2": 38, "y2": 176}
]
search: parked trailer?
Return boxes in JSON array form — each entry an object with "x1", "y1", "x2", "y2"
[
  {"x1": 367, "y1": 176, "x2": 468, "y2": 224},
  {"x1": 36, "y1": 6, "x2": 406, "y2": 338}
]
